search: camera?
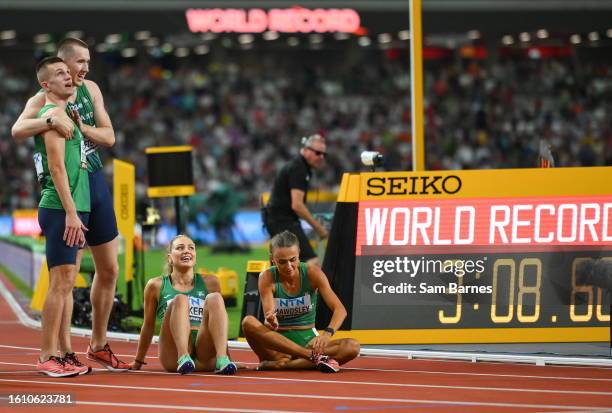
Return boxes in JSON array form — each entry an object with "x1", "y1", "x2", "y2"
[{"x1": 360, "y1": 151, "x2": 384, "y2": 168}]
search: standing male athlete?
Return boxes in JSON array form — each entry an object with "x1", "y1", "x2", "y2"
[
  {"x1": 12, "y1": 38, "x2": 129, "y2": 371},
  {"x1": 33, "y1": 56, "x2": 90, "y2": 377}
]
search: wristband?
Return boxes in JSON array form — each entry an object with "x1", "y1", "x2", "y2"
[
  {"x1": 323, "y1": 327, "x2": 335, "y2": 336},
  {"x1": 46, "y1": 116, "x2": 53, "y2": 128}
]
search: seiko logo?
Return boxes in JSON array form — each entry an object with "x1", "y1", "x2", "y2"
[{"x1": 366, "y1": 175, "x2": 462, "y2": 196}]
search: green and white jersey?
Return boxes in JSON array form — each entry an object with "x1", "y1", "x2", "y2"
[
  {"x1": 34, "y1": 104, "x2": 90, "y2": 212},
  {"x1": 271, "y1": 262, "x2": 318, "y2": 327},
  {"x1": 66, "y1": 83, "x2": 103, "y2": 172},
  {"x1": 156, "y1": 274, "x2": 209, "y2": 327}
]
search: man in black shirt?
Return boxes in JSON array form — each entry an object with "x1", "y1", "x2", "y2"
[{"x1": 264, "y1": 134, "x2": 329, "y2": 265}]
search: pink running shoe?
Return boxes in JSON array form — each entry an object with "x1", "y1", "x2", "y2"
[
  {"x1": 37, "y1": 356, "x2": 79, "y2": 378},
  {"x1": 63, "y1": 352, "x2": 92, "y2": 375},
  {"x1": 86, "y1": 344, "x2": 130, "y2": 372},
  {"x1": 310, "y1": 352, "x2": 340, "y2": 373}
]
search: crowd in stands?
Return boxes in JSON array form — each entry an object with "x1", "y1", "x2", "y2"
[{"x1": 0, "y1": 45, "x2": 610, "y2": 214}]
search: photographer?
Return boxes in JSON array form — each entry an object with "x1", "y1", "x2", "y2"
[{"x1": 263, "y1": 134, "x2": 328, "y2": 266}]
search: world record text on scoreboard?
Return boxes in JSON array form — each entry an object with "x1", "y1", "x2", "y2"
[{"x1": 351, "y1": 167, "x2": 611, "y2": 342}]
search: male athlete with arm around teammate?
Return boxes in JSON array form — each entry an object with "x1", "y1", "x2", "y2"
[{"x1": 12, "y1": 38, "x2": 128, "y2": 371}]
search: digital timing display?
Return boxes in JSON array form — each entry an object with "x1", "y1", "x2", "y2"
[{"x1": 351, "y1": 167, "x2": 611, "y2": 342}]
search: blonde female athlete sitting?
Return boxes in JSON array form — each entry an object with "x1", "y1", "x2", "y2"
[
  {"x1": 130, "y1": 235, "x2": 237, "y2": 375},
  {"x1": 241, "y1": 231, "x2": 360, "y2": 373}
]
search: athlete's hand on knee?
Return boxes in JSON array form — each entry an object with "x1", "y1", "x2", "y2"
[
  {"x1": 53, "y1": 113, "x2": 74, "y2": 140},
  {"x1": 264, "y1": 310, "x2": 279, "y2": 330},
  {"x1": 311, "y1": 334, "x2": 331, "y2": 355}
]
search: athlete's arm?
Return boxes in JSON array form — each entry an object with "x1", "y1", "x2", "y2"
[
  {"x1": 290, "y1": 189, "x2": 328, "y2": 239},
  {"x1": 12, "y1": 93, "x2": 73, "y2": 141},
  {"x1": 131, "y1": 277, "x2": 161, "y2": 370},
  {"x1": 43, "y1": 118, "x2": 86, "y2": 248},
  {"x1": 258, "y1": 270, "x2": 279, "y2": 330},
  {"x1": 308, "y1": 265, "x2": 347, "y2": 353},
  {"x1": 77, "y1": 79, "x2": 115, "y2": 147}
]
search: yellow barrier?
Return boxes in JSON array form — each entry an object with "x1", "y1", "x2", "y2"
[
  {"x1": 30, "y1": 260, "x2": 89, "y2": 311},
  {"x1": 199, "y1": 267, "x2": 239, "y2": 299}
]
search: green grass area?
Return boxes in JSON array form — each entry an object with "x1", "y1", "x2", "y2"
[{"x1": 0, "y1": 264, "x2": 33, "y2": 299}]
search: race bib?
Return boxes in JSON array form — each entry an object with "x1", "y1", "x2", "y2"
[
  {"x1": 80, "y1": 140, "x2": 88, "y2": 169},
  {"x1": 33, "y1": 152, "x2": 44, "y2": 183},
  {"x1": 275, "y1": 293, "x2": 313, "y2": 319},
  {"x1": 188, "y1": 296, "x2": 205, "y2": 324}
]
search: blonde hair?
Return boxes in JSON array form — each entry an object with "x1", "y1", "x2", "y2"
[
  {"x1": 57, "y1": 37, "x2": 88, "y2": 59},
  {"x1": 163, "y1": 234, "x2": 193, "y2": 275}
]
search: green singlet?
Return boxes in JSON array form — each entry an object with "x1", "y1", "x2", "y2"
[
  {"x1": 156, "y1": 274, "x2": 209, "y2": 327},
  {"x1": 66, "y1": 83, "x2": 103, "y2": 172},
  {"x1": 33, "y1": 104, "x2": 90, "y2": 212},
  {"x1": 271, "y1": 262, "x2": 318, "y2": 327}
]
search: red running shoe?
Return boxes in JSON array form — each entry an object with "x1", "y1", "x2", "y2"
[
  {"x1": 86, "y1": 344, "x2": 130, "y2": 372},
  {"x1": 63, "y1": 352, "x2": 92, "y2": 375},
  {"x1": 37, "y1": 356, "x2": 79, "y2": 378},
  {"x1": 310, "y1": 352, "x2": 340, "y2": 373}
]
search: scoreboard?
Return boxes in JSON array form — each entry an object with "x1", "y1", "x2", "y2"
[{"x1": 323, "y1": 167, "x2": 611, "y2": 344}]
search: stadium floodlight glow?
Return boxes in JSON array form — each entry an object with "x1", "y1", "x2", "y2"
[
  {"x1": 262, "y1": 31, "x2": 279, "y2": 40},
  {"x1": 194, "y1": 44, "x2": 210, "y2": 55},
  {"x1": 588, "y1": 32, "x2": 600, "y2": 42},
  {"x1": 378, "y1": 33, "x2": 392, "y2": 44},
  {"x1": 0, "y1": 30, "x2": 16, "y2": 40},
  {"x1": 467, "y1": 30, "x2": 480, "y2": 40},
  {"x1": 287, "y1": 36, "x2": 299, "y2": 47},
  {"x1": 175, "y1": 47, "x2": 190, "y2": 57},
  {"x1": 309, "y1": 33, "x2": 323, "y2": 44},
  {"x1": 334, "y1": 32, "x2": 350, "y2": 40},
  {"x1": 358, "y1": 36, "x2": 371, "y2": 47},
  {"x1": 121, "y1": 47, "x2": 137, "y2": 58},
  {"x1": 570, "y1": 34, "x2": 581, "y2": 44},
  {"x1": 33, "y1": 33, "x2": 51, "y2": 44},
  {"x1": 144, "y1": 37, "x2": 159, "y2": 47},
  {"x1": 95, "y1": 43, "x2": 108, "y2": 53},
  {"x1": 501, "y1": 35, "x2": 514, "y2": 45},
  {"x1": 44, "y1": 43, "x2": 57, "y2": 54},
  {"x1": 186, "y1": 8, "x2": 360, "y2": 34},
  {"x1": 202, "y1": 32, "x2": 217, "y2": 41},
  {"x1": 161, "y1": 42, "x2": 174, "y2": 53},
  {"x1": 65, "y1": 31, "x2": 83, "y2": 39},
  {"x1": 519, "y1": 32, "x2": 531, "y2": 42},
  {"x1": 607, "y1": 29, "x2": 612, "y2": 38},
  {"x1": 106, "y1": 34, "x2": 122, "y2": 44},
  {"x1": 135, "y1": 30, "x2": 151, "y2": 41},
  {"x1": 398, "y1": 30, "x2": 410, "y2": 41},
  {"x1": 536, "y1": 29, "x2": 548, "y2": 39},
  {"x1": 238, "y1": 34, "x2": 254, "y2": 44}
]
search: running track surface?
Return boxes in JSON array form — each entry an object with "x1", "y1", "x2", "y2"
[{"x1": 1, "y1": 277, "x2": 611, "y2": 412}]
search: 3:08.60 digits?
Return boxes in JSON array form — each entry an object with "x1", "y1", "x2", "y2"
[{"x1": 438, "y1": 257, "x2": 610, "y2": 324}]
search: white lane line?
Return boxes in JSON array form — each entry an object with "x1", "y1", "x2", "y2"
[
  {"x1": 360, "y1": 355, "x2": 612, "y2": 370},
  {"x1": 343, "y1": 366, "x2": 612, "y2": 382},
  {"x1": 0, "y1": 378, "x2": 605, "y2": 411},
  {"x1": 76, "y1": 400, "x2": 313, "y2": 413},
  {"x1": 1, "y1": 344, "x2": 610, "y2": 383},
  {"x1": 1, "y1": 359, "x2": 611, "y2": 395}
]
